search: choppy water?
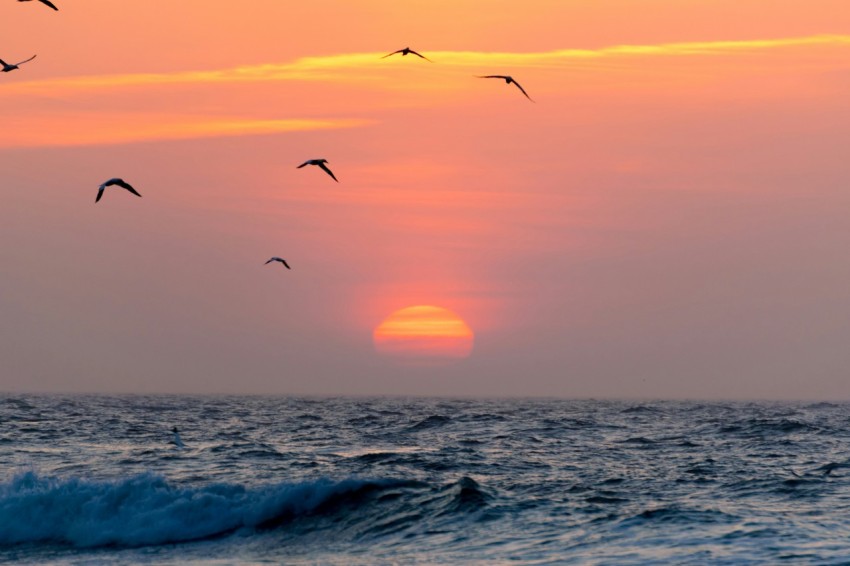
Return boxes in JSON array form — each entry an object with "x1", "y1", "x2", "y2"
[{"x1": 3, "y1": 396, "x2": 850, "y2": 564}]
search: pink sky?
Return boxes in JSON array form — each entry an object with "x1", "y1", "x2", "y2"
[{"x1": 2, "y1": 1, "x2": 850, "y2": 398}]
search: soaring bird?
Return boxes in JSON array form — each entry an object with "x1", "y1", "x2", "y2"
[
  {"x1": 476, "y1": 75, "x2": 534, "y2": 102},
  {"x1": 96, "y1": 178, "x2": 141, "y2": 203},
  {"x1": 1, "y1": 54, "x2": 37, "y2": 73},
  {"x1": 297, "y1": 159, "x2": 338, "y2": 182},
  {"x1": 265, "y1": 257, "x2": 291, "y2": 269},
  {"x1": 17, "y1": 0, "x2": 58, "y2": 10},
  {"x1": 382, "y1": 47, "x2": 432, "y2": 62}
]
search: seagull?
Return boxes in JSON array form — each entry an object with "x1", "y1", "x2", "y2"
[
  {"x1": 1, "y1": 54, "x2": 37, "y2": 73},
  {"x1": 265, "y1": 257, "x2": 291, "y2": 269},
  {"x1": 297, "y1": 159, "x2": 338, "y2": 182},
  {"x1": 96, "y1": 178, "x2": 142, "y2": 203},
  {"x1": 17, "y1": 0, "x2": 58, "y2": 10},
  {"x1": 476, "y1": 75, "x2": 534, "y2": 102},
  {"x1": 169, "y1": 427, "x2": 185, "y2": 449},
  {"x1": 382, "y1": 47, "x2": 432, "y2": 62}
]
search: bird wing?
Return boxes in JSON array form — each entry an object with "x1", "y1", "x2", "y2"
[
  {"x1": 15, "y1": 55, "x2": 37, "y2": 66},
  {"x1": 265, "y1": 259, "x2": 274, "y2": 264},
  {"x1": 115, "y1": 180, "x2": 142, "y2": 196},
  {"x1": 381, "y1": 49, "x2": 404, "y2": 59},
  {"x1": 95, "y1": 186, "x2": 105, "y2": 203},
  {"x1": 318, "y1": 162, "x2": 339, "y2": 182},
  {"x1": 0, "y1": 59, "x2": 7, "y2": 67},
  {"x1": 282, "y1": 260, "x2": 291, "y2": 269},
  {"x1": 38, "y1": 0, "x2": 59, "y2": 10},
  {"x1": 511, "y1": 79, "x2": 534, "y2": 101},
  {"x1": 296, "y1": 160, "x2": 311, "y2": 168},
  {"x1": 477, "y1": 75, "x2": 506, "y2": 79},
  {"x1": 409, "y1": 50, "x2": 433, "y2": 62}
]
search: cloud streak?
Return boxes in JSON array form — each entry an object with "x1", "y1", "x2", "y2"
[
  {"x1": 3, "y1": 35, "x2": 848, "y2": 96},
  {"x1": 0, "y1": 115, "x2": 372, "y2": 148}
]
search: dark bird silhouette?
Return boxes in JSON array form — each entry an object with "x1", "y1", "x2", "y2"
[
  {"x1": 265, "y1": 257, "x2": 291, "y2": 269},
  {"x1": 96, "y1": 178, "x2": 141, "y2": 203},
  {"x1": 17, "y1": 0, "x2": 58, "y2": 10},
  {"x1": 381, "y1": 47, "x2": 432, "y2": 62},
  {"x1": 477, "y1": 75, "x2": 534, "y2": 102},
  {"x1": 297, "y1": 159, "x2": 338, "y2": 182},
  {"x1": 1, "y1": 54, "x2": 37, "y2": 73}
]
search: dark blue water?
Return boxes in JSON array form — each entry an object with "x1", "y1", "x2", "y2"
[{"x1": 2, "y1": 395, "x2": 850, "y2": 564}]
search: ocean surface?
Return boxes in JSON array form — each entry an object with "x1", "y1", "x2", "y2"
[{"x1": 3, "y1": 396, "x2": 850, "y2": 564}]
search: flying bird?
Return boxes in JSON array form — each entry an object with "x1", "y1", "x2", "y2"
[
  {"x1": 96, "y1": 178, "x2": 141, "y2": 203},
  {"x1": 17, "y1": 0, "x2": 58, "y2": 10},
  {"x1": 382, "y1": 47, "x2": 432, "y2": 62},
  {"x1": 169, "y1": 427, "x2": 185, "y2": 449},
  {"x1": 476, "y1": 75, "x2": 534, "y2": 102},
  {"x1": 265, "y1": 257, "x2": 291, "y2": 269},
  {"x1": 1, "y1": 54, "x2": 37, "y2": 73},
  {"x1": 297, "y1": 159, "x2": 338, "y2": 182}
]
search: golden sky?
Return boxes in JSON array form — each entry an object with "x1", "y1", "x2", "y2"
[{"x1": 2, "y1": 1, "x2": 850, "y2": 398}]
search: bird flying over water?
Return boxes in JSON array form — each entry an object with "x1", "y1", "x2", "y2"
[
  {"x1": 265, "y1": 257, "x2": 291, "y2": 269},
  {"x1": 169, "y1": 427, "x2": 185, "y2": 449},
  {"x1": 477, "y1": 75, "x2": 534, "y2": 102},
  {"x1": 1, "y1": 54, "x2": 37, "y2": 73},
  {"x1": 382, "y1": 47, "x2": 432, "y2": 62},
  {"x1": 17, "y1": 0, "x2": 58, "y2": 10},
  {"x1": 297, "y1": 159, "x2": 338, "y2": 182},
  {"x1": 96, "y1": 178, "x2": 141, "y2": 203}
]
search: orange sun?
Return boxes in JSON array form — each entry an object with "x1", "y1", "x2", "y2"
[{"x1": 373, "y1": 305, "x2": 474, "y2": 363}]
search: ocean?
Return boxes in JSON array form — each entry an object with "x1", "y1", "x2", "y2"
[{"x1": 2, "y1": 395, "x2": 850, "y2": 564}]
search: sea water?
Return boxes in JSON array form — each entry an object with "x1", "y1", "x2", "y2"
[{"x1": 2, "y1": 395, "x2": 850, "y2": 564}]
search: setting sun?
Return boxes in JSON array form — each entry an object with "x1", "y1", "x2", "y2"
[{"x1": 373, "y1": 305, "x2": 474, "y2": 363}]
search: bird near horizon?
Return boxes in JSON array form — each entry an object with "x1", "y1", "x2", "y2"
[
  {"x1": 265, "y1": 257, "x2": 291, "y2": 269},
  {"x1": 477, "y1": 75, "x2": 534, "y2": 102},
  {"x1": 297, "y1": 159, "x2": 339, "y2": 182},
  {"x1": 17, "y1": 0, "x2": 58, "y2": 10},
  {"x1": 1, "y1": 54, "x2": 36, "y2": 73},
  {"x1": 96, "y1": 178, "x2": 141, "y2": 203},
  {"x1": 381, "y1": 47, "x2": 432, "y2": 62}
]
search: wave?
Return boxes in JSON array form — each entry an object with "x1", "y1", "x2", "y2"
[
  {"x1": 0, "y1": 472, "x2": 417, "y2": 548},
  {"x1": 0, "y1": 472, "x2": 492, "y2": 550}
]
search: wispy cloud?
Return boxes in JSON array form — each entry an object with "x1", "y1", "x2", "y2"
[
  {"x1": 3, "y1": 35, "x2": 848, "y2": 96},
  {"x1": 0, "y1": 115, "x2": 372, "y2": 148}
]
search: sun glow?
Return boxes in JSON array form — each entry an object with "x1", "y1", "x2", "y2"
[{"x1": 373, "y1": 305, "x2": 474, "y2": 363}]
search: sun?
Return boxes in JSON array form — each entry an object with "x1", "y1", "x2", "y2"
[{"x1": 373, "y1": 305, "x2": 474, "y2": 363}]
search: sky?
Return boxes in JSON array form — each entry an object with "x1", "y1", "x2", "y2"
[{"x1": 2, "y1": 0, "x2": 850, "y2": 399}]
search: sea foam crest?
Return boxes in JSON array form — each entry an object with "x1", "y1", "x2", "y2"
[{"x1": 0, "y1": 472, "x2": 395, "y2": 548}]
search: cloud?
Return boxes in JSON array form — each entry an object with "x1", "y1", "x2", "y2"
[
  {"x1": 3, "y1": 35, "x2": 848, "y2": 97},
  {"x1": 0, "y1": 115, "x2": 372, "y2": 148}
]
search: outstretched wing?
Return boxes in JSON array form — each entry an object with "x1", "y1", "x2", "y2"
[
  {"x1": 318, "y1": 162, "x2": 339, "y2": 182},
  {"x1": 0, "y1": 59, "x2": 7, "y2": 67},
  {"x1": 381, "y1": 49, "x2": 404, "y2": 59},
  {"x1": 95, "y1": 186, "x2": 105, "y2": 203},
  {"x1": 296, "y1": 160, "x2": 311, "y2": 168},
  {"x1": 476, "y1": 75, "x2": 507, "y2": 79},
  {"x1": 409, "y1": 49, "x2": 433, "y2": 62},
  {"x1": 15, "y1": 54, "x2": 37, "y2": 66},
  {"x1": 116, "y1": 180, "x2": 142, "y2": 196},
  {"x1": 264, "y1": 258, "x2": 274, "y2": 264},
  {"x1": 510, "y1": 79, "x2": 534, "y2": 102},
  {"x1": 38, "y1": 0, "x2": 59, "y2": 10},
  {"x1": 282, "y1": 260, "x2": 291, "y2": 269}
]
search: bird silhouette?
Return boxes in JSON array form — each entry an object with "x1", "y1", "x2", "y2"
[
  {"x1": 382, "y1": 47, "x2": 432, "y2": 62},
  {"x1": 265, "y1": 257, "x2": 291, "y2": 269},
  {"x1": 96, "y1": 178, "x2": 141, "y2": 203},
  {"x1": 297, "y1": 159, "x2": 339, "y2": 182},
  {"x1": 17, "y1": 0, "x2": 58, "y2": 10},
  {"x1": 477, "y1": 75, "x2": 534, "y2": 102},
  {"x1": 1, "y1": 54, "x2": 37, "y2": 73}
]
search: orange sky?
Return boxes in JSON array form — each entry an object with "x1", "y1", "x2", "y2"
[{"x1": 2, "y1": 1, "x2": 850, "y2": 398}]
